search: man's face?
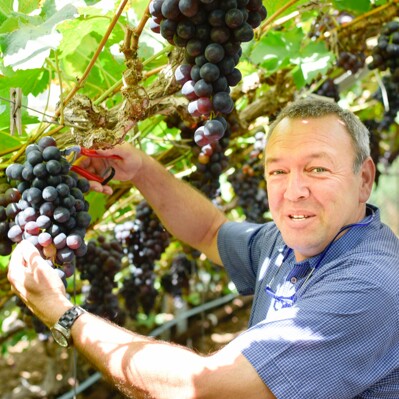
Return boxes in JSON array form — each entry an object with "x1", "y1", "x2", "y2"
[{"x1": 264, "y1": 115, "x2": 373, "y2": 261}]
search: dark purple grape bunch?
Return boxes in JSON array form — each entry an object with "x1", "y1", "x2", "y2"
[
  {"x1": 315, "y1": 78, "x2": 340, "y2": 102},
  {"x1": 337, "y1": 51, "x2": 366, "y2": 74},
  {"x1": 116, "y1": 201, "x2": 171, "y2": 318},
  {"x1": 228, "y1": 154, "x2": 269, "y2": 223},
  {"x1": 161, "y1": 253, "x2": 196, "y2": 297},
  {"x1": 368, "y1": 20, "x2": 399, "y2": 82},
  {"x1": 149, "y1": 0, "x2": 267, "y2": 147},
  {"x1": 76, "y1": 236, "x2": 126, "y2": 325},
  {"x1": 372, "y1": 76, "x2": 399, "y2": 132},
  {"x1": 5, "y1": 136, "x2": 91, "y2": 285},
  {"x1": 0, "y1": 179, "x2": 20, "y2": 255}
]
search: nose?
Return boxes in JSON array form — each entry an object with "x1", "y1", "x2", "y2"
[{"x1": 283, "y1": 171, "x2": 310, "y2": 201}]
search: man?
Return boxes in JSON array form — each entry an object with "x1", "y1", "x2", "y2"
[{"x1": 8, "y1": 98, "x2": 399, "y2": 398}]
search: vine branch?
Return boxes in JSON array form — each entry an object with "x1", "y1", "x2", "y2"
[{"x1": 259, "y1": 0, "x2": 302, "y2": 34}]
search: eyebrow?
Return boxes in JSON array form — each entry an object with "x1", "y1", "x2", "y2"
[{"x1": 265, "y1": 151, "x2": 335, "y2": 166}]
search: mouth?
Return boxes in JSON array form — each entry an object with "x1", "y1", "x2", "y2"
[{"x1": 289, "y1": 214, "x2": 313, "y2": 220}]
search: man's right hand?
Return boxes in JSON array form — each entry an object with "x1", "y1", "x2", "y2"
[{"x1": 74, "y1": 142, "x2": 143, "y2": 194}]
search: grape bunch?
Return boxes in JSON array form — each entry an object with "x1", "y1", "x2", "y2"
[
  {"x1": 116, "y1": 201, "x2": 171, "y2": 317},
  {"x1": 161, "y1": 253, "x2": 196, "y2": 297},
  {"x1": 337, "y1": 51, "x2": 366, "y2": 74},
  {"x1": 372, "y1": 76, "x2": 399, "y2": 132},
  {"x1": 76, "y1": 236, "x2": 126, "y2": 325},
  {"x1": 149, "y1": 0, "x2": 267, "y2": 147},
  {"x1": 363, "y1": 119, "x2": 382, "y2": 184},
  {"x1": 368, "y1": 20, "x2": 399, "y2": 82},
  {"x1": 228, "y1": 155, "x2": 270, "y2": 223},
  {"x1": 5, "y1": 136, "x2": 91, "y2": 283},
  {"x1": 188, "y1": 140, "x2": 229, "y2": 198},
  {"x1": 0, "y1": 179, "x2": 19, "y2": 255},
  {"x1": 315, "y1": 78, "x2": 340, "y2": 102}
]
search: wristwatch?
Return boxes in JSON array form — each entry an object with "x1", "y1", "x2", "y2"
[{"x1": 50, "y1": 306, "x2": 86, "y2": 348}]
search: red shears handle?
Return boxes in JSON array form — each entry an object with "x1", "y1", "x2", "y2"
[{"x1": 69, "y1": 147, "x2": 123, "y2": 185}]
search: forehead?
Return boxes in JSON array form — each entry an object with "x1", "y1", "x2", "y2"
[{"x1": 266, "y1": 115, "x2": 350, "y2": 146}]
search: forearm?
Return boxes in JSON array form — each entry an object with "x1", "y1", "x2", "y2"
[
  {"x1": 71, "y1": 311, "x2": 207, "y2": 399},
  {"x1": 132, "y1": 153, "x2": 227, "y2": 264}
]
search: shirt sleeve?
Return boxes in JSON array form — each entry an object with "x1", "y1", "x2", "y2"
[
  {"x1": 221, "y1": 261, "x2": 399, "y2": 399},
  {"x1": 217, "y1": 221, "x2": 281, "y2": 295}
]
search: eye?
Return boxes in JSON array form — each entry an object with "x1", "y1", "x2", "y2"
[
  {"x1": 310, "y1": 167, "x2": 327, "y2": 173},
  {"x1": 269, "y1": 169, "x2": 285, "y2": 176}
]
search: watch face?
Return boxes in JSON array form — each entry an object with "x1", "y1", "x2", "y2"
[{"x1": 51, "y1": 328, "x2": 69, "y2": 347}]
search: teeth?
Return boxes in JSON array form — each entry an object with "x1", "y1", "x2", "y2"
[{"x1": 291, "y1": 215, "x2": 307, "y2": 219}]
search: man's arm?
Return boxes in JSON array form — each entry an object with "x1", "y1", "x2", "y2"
[
  {"x1": 76, "y1": 143, "x2": 227, "y2": 265},
  {"x1": 7, "y1": 241, "x2": 275, "y2": 399}
]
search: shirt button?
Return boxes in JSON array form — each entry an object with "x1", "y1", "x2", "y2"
[{"x1": 290, "y1": 277, "x2": 297, "y2": 284}]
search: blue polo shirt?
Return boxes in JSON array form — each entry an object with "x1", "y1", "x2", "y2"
[{"x1": 218, "y1": 205, "x2": 399, "y2": 398}]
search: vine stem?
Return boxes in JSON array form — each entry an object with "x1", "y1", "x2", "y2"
[
  {"x1": 93, "y1": 45, "x2": 173, "y2": 105},
  {"x1": 131, "y1": 2, "x2": 151, "y2": 52},
  {"x1": 53, "y1": 0, "x2": 129, "y2": 117},
  {"x1": 336, "y1": 0, "x2": 399, "y2": 31},
  {"x1": 259, "y1": 0, "x2": 302, "y2": 34}
]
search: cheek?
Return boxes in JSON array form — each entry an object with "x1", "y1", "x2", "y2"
[{"x1": 266, "y1": 184, "x2": 282, "y2": 207}]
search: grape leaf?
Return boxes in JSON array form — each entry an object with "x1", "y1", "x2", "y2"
[
  {"x1": 0, "y1": 68, "x2": 50, "y2": 96},
  {"x1": 0, "y1": 131, "x2": 23, "y2": 151},
  {"x1": 290, "y1": 41, "x2": 334, "y2": 88},
  {"x1": 1, "y1": 4, "x2": 77, "y2": 70},
  {"x1": 332, "y1": 0, "x2": 371, "y2": 13},
  {"x1": 264, "y1": 0, "x2": 310, "y2": 20},
  {"x1": 17, "y1": 0, "x2": 40, "y2": 15},
  {"x1": 85, "y1": 191, "x2": 107, "y2": 224},
  {"x1": 57, "y1": 17, "x2": 112, "y2": 58},
  {"x1": 0, "y1": 0, "x2": 13, "y2": 25},
  {"x1": 251, "y1": 28, "x2": 303, "y2": 73}
]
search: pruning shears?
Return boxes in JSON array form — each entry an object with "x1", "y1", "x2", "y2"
[{"x1": 61, "y1": 145, "x2": 122, "y2": 185}]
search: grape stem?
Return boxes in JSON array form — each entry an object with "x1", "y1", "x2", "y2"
[
  {"x1": 131, "y1": 2, "x2": 151, "y2": 52},
  {"x1": 259, "y1": 0, "x2": 302, "y2": 34},
  {"x1": 335, "y1": 0, "x2": 399, "y2": 32}
]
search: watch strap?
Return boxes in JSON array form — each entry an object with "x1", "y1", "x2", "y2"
[{"x1": 57, "y1": 305, "x2": 86, "y2": 329}]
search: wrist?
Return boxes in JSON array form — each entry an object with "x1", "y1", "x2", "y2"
[{"x1": 35, "y1": 298, "x2": 74, "y2": 328}]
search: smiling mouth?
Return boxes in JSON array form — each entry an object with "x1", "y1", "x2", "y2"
[{"x1": 289, "y1": 215, "x2": 311, "y2": 220}]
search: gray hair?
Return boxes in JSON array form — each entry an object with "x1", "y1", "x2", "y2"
[{"x1": 267, "y1": 97, "x2": 371, "y2": 173}]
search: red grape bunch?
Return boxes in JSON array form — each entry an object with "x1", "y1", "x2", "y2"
[
  {"x1": 149, "y1": 0, "x2": 267, "y2": 148},
  {"x1": 5, "y1": 136, "x2": 91, "y2": 285}
]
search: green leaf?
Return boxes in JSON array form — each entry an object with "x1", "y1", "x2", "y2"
[
  {"x1": 290, "y1": 41, "x2": 334, "y2": 88},
  {"x1": 0, "y1": 0, "x2": 13, "y2": 25},
  {"x1": 18, "y1": 0, "x2": 41, "y2": 15},
  {"x1": 0, "y1": 131, "x2": 24, "y2": 151},
  {"x1": 85, "y1": 191, "x2": 107, "y2": 224},
  {"x1": 332, "y1": 0, "x2": 371, "y2": 13},
  {"x1": 1, "y1": 4, "x2": 78, "y2": 70},
  {"x1": 57, "y1": 16, "x2": 110, "y2": 58},
  {"x1": 264, "y1": 0, "x2": 310, "y2": 19},
  {"x1": 251, "y1": 28, "x2": 304, "y2": 73},
  {"x1": 0, "y1": 68, "x2": 50, "y2": 96}
]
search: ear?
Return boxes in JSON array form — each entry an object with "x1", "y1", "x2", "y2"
[{"x1": 359, "y1": 157, "x2": 376, "y2": 203}]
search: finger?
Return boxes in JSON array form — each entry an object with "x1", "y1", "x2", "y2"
[
  {"x1": 89, "y1": 180, "x2": 113, "y2": 195},
  {"x1": 18, "y1": 240, "x2": 45, "y2": 270}
]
